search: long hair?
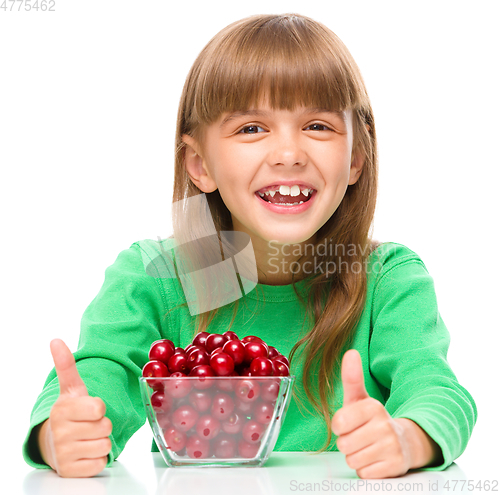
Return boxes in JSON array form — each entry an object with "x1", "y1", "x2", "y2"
[{"x1": 169, "y1": 13, "x2": 378, "y2": 452}]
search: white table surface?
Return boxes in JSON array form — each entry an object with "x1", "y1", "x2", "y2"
[{"x1": 20, "y1": 450, "x2": 493, "y2": 495}]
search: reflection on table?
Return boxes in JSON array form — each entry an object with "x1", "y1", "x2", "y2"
[{"x1": 22, "y1": 452, "x2": 467, "y2": 495}]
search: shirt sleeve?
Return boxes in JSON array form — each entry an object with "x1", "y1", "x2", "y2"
[
  {"x1": 22, "y1": 242, "x2": 171, "y2": 469},
  {"x1": 369, "y1": 256, "x2": 477, "y2": 471}
]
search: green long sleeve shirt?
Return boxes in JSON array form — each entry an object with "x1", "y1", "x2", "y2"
[{"x1": 23, "y1": 239, "x2": 477, "y2": 471}]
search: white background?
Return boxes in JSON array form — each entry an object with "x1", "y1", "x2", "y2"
[{"x1": 1, "y1": 0, "x2": 499, "y2": 488}]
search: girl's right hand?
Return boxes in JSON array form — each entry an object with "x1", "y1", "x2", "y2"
[{"x1": 37, "y1": 339, "x2": 113, "y2": 478}]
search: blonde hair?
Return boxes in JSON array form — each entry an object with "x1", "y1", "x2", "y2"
[{"x1": 170, "y1": 13, "x2": 379, "y2": 452}]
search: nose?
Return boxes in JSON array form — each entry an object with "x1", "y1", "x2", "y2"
[{"x1": 267, "y1": 131, "x2": 307, "y2": 167}]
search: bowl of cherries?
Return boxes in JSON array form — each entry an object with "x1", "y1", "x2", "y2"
[{"x1": 139, "y1": 331, "x2": 295, "y2": 467}]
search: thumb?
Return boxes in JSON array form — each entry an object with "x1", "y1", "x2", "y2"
[
  {"x1": 50, "y1": 339, "x2": 88, "y2": 397},
  {"x1": 341, "y1": 349, "x2": 369, "y2": 406}
]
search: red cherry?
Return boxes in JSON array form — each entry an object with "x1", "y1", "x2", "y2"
[
  {"x1": 213, "y1": 433, "x2": 237, "y2": 458},
  {"x1": 189, "y1": 364, "x2": 215, "y2": 377},
  {"x1": 238, "y1": 438, "x2": 260, "y2": 458},
  {"x1": 211, "y1": 392, "x2": 235, "y2": 420},
  {"x1": 188, "y1": 390, "x2": 213, "y2": 412},
  {"x1": 250, "y1": 357, "x2": 274, "y2": 376},
  {"x1": 189, "y1": 364, "x2": 216, "y2": 390},
  {"x1": 195, "y1": 415, "x2": 221, "y2": 440},
  {"x1": 235, "y1": 379, "x2": 260, "y2": 403},
  {"x1": 242, "y1": 419, "x2": 266, "y2": 444},
  {"x1": 243, "y1": 341, "x2": 268, "y2": 365},
  {"x1": 168, "y1": 352, "x2": 188, "y2": 373},
  {"x1": 142, "y1": 360, "x2": 170, "y2": 388},
  {"x1": 186, "y1": 433, "x2": 211, "y2": 459},
  {"x1": 185, "y1": 344, "x2": 202, "y2": 356},
  {"x1": 192, "y1": 331, "x2": 210, "y2": 348},
  {"x1": 151, "y1": 391, "x2": 172, "y2": 414},
  {"x1": 142, "y1": 360, "x2": 169, "y2": 378},
  {"x1": 253, "y1": 401, "x2": 274, "y2": 424},
  {"x1": 210, "y1": 347, "x2": 224, "y2": 357},
  {"x1": 273, "y1": 354, "x2": 290, "y2": 368},
  {"x1": 222, "y1": 340, "x2": 245, "y2": 366},
  {"x1": 149, "y1": 339, "x2": 175, "y2": 365},
  {"x1": 174, "y1": 347, "x2": 185, "y2": 353},
  {"x1": 221, "y1": 411, "x2": 244, "y2": 434},
  {"x1": 164, "y1": 373, "x2": 192, "y2": 398},
  {"x1": 163, "y1": 427, "x2": 187, "y2": 452},
  {"x1": 222, "y1": 331, "x2": 239, "y2": 341},
  {"x1": 205, "y1": 333, "x2": 229, "y2": 354},
  {"x1": 272, "y1": 360, "x2": 290, "y2": 376},
  {"x1": 172, "y1": 404, "x2": 199, "y2": 432},
  {"x1": 267, "y1": 346, "x2": 279, "y2": 360},
  {"x1": 186, "y1": 349, "x2": 210, "y2": 371},
  {"x1": 186, "y1": 345, "x2": 205, "y2": 356},
  {"x1": 260, "y1": 379, "x2": 280, "y2": 401},
  {"x1": 210, "y1": 352, "x2": 235, "y2": 376}
]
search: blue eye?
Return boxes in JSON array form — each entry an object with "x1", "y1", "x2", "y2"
[{"x1": 239, "y1": 125, "x2": 265, "y2": 134}]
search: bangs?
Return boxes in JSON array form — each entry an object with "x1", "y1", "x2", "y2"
[{"x1": 183, "y1": 14, "x2": 369, "y2": 132}]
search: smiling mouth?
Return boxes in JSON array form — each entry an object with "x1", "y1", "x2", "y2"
[{"x1": 256, "y1": 189, "x2": 316, "y2": 205}]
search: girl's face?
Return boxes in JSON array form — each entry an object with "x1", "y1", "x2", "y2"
[{"x1": 182, "y1": 101, "x2": 364, "y2": 259}]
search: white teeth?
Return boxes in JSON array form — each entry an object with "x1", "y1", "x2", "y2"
[
  {"x1": 260, "y1": 190, "x2": 278, "y2": 198},
  {"x1": 277, "y1": 184, "x2": 302, "y2": 197},
  {"x1": 279, "y1": 185, "x2": 290, "y2": 196},
  {"x1": 259, "y1": 185, "x2": 314, "y2": 198}
]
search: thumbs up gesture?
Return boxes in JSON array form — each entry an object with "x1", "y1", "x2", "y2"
[
  {"x1": 331, "y1": 350, "x2": 437, "y2": 479},
  {"x1": 37, "y1": 339, "x2": 113, "y2": 478}
]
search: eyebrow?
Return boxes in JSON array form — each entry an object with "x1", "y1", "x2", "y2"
[{"x1": 219, "y1": 108, "x2": 346, "y2": 128}]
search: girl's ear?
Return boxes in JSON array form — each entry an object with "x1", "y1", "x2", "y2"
[
  {"x1": 348, "y1": 124, "x2": 370, "y2": 185},
  {"x1": 348, "y1": 148, "x2": 365, "y2": 185},
  {"x1": 181, "y1": 134, "x2": 218, "y2": 193}
]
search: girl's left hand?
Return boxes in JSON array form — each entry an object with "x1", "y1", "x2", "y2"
[{"x1": 331, "y1": 350, "x2": 441, "y2": 479}]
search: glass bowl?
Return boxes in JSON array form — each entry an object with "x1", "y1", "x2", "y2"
[{"x1": 139, "y1": 375, "x2": 295, "y2": 467}]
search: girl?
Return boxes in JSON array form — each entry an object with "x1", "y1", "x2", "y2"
[{"x1": 23, "y1": 13, "x2": 476, "y2": 479}]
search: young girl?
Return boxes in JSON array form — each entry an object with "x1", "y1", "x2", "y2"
[{"x1": 23, "y1": 13, "x2": 476, "y2": 479}]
